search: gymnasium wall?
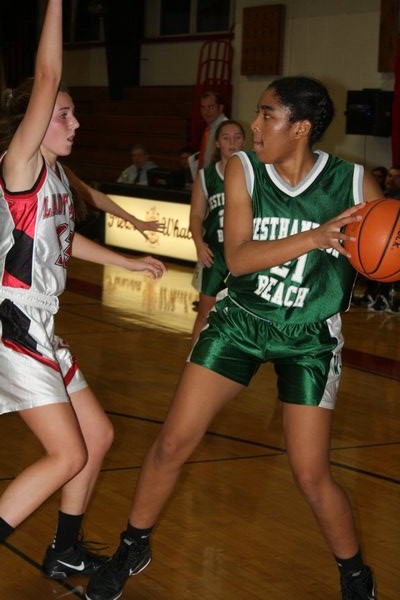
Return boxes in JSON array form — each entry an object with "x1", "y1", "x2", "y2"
[{"x1": 62, "y1": 0, "x2": 394, "y2": 170}]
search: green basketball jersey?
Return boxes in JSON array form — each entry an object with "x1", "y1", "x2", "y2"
[
  {"x1": 226, "y1": 150, "x2": 364, "y2": 324},
  {"x1": 200, "y1": 162, "x2": 225, "y2": 252}
]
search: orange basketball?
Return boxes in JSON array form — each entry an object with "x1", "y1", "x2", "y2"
[{"x1": 344, "y1": 198, "x2": 400, "y2": 282}]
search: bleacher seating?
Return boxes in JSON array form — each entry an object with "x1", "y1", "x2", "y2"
[{"x1": 64, "y1": 85, "x2": 195, "y2": 184}]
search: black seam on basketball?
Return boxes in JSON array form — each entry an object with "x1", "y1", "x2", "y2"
[{"x1": 369, "y1": 214, "x2": 399, "y2": 276}]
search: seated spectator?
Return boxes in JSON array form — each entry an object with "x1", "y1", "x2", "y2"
[
  {"x1": 371, "y1": 166, "x2": 387, "y2": 191},
  {"x1": 117, "y1": 144, "x2": 158, "y2": 185}
]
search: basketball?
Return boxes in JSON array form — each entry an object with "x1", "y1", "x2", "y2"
[{"x1": 344, "y1": 198, "x2": 400, "y2": 282}]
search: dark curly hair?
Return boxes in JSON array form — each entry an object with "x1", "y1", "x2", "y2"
[{"x1": 267, "y1": 76, "x2": 334, "y2": 146}]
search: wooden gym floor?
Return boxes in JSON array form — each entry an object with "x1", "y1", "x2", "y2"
[{"x1": 0, "y1": 258, "x2": 399, "y2": 599}]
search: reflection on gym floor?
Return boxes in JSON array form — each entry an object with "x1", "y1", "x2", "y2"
[{"x1": 101, "y1": 263, "x2": 198, "y2": 333}]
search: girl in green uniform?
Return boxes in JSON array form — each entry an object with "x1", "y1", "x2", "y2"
[
  {"x1": 190, "y1": 119, "x2": 245, "y2": 344},
  {"x1": 86, "y1": 77, "x2": 381, "y2": 600}
]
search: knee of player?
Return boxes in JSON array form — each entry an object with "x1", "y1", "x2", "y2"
[
  {"x1": 57, "y1": 442, "x2": 88, "y2": 480},
  {"x1": 291, "y1": 467, "x2": 329, "y2": 502},
  {"x1": 80, "y1": 422, "x2": 114, "y2": 468},
  {"x1": 153, "y1": 430, "x2": 192, "y2": 467},
  {"x1": 98, "y1": 419, "x2": 114, "y2": 454}
]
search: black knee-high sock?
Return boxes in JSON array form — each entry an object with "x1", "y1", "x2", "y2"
[
  {"x1": 52, "y1": 511, "x2": 84, "y2": 552},
  {"x1": 0, "y1": 517, "x2": 14, "y2": 543},
  {"x1": 335, "y1": 548, "x2": 364, "y2": 577}
]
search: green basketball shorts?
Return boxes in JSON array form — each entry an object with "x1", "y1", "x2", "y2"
[{"x1": 189, "y1": 294, "x2": 343, "y2": 408}]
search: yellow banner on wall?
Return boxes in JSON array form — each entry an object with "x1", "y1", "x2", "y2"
[{"x1": 105, "y1": 195, "x2": 197, "y2": 262}]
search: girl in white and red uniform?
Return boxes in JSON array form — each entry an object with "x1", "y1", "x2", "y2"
[{"x1": 0, "y1": 0, "x2": 166, "y2": 580}]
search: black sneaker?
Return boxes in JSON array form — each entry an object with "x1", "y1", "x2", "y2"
[
  {"x1": 85, "y1": 532, "x2": 151, "y2": 600},
  {"x1": 340, "y1": 566, "x2": 377, "y2": 599},
  {"x1": 42, "y1": 540, "x2": 109, "y2": 580}
]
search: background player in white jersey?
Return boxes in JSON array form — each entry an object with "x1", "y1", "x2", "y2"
[
  {"x1": 189, "y1": 119, "x2": 245, "y2": 344},
  {"x1": 0, "y1": 0, "x2": 165, "y2": 580},
  {"x1": 86, "y1": 78, "x2": 381, "y2": 600}
]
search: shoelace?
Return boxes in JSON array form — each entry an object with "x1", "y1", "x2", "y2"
[{"x1": 76, "y1": 537, "x2": 110, "y2": 558}]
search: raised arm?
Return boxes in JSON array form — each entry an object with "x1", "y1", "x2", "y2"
[{"x1": 3, "y1": 0, "x2": 62, "y2": 191}]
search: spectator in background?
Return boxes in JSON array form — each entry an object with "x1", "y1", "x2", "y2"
[
  {"x1": 384, "y1": 164, "x2": 400, "y2": 199},
  {"x1": 198, "y1": 90, "x2": 228, "y2": 169},
  {"x1": 371, "y1": 166, "x2": 387, "y2": 192},
  {"x1": 117, "y1": 144, "x2": 158, "y2": 185}
]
